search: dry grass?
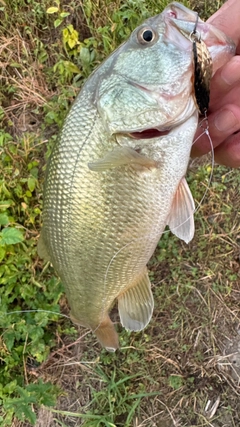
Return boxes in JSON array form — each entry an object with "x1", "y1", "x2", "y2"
[
  {"x1": 0, "y1": 33, "x2": 54, "y2": 141},
  {"x1": 13, "y1": 187, "x2": 240, "y2": 425}
]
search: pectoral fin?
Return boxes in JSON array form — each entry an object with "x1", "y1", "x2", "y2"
[
  {"x1": 88, "y1": 146, "x2": 157, "y2": 171},
  {"x1": 167, "y1": 177, "x2": 195, "y2": 244},
  {"x1": 37, "y1": 233, "x2": 51, "y2": 262},
  {"x1": 118, "y1": 269, "x2": 154, "y2": 332}
]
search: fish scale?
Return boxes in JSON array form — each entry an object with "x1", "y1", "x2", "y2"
[{"x1": 38, "y1": 2, "x2": 235, "y2": 351}]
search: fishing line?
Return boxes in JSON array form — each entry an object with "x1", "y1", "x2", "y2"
[
  {"x1": 97, "y1": 114, "x2": 215, "y2": 333},
  {"x1": 3, "y1": 132, "x2": 214, "y2": 336},
  {"x1": 3, "y1": 126, "x2": 214, "y2": 335},
  {"x1": 162, "y1": 10, "x2": 214, "y2": 233},
  {"x1": 95, "y1": 224, "x2": 164, "y2": 335},
  {"x1": 2, "y1": 309, "x2": 71, "y2": 320},
  {"x1": 95, "y1": 237, "x2": 147, "y2": 334},
  {"x1": 160, "y1": 113, "x2": 214, "y2": 236},
  {"x1": 190, "y1": 12, "x2": 200, "y2": 41},
  {"x1": 3, "y1": 13, "x2": 214, "y2": 337},
  {"x1": 191, "y1": 112, "x2": 215, "y2": 213}
]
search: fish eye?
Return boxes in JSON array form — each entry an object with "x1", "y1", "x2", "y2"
[{"x1": 137, "y1": 27, "x2": 157, "y2": 45}]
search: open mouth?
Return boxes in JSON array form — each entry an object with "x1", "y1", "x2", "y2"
[{"x1": 129, "y1": 128, "x2": 170, "y2": 139}]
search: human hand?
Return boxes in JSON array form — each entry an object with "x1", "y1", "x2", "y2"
[{"x1": 191, "y1": 0, "x2": 240, "y2": 168}]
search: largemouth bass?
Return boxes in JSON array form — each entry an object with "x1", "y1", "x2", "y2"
[{"x1": 38, "y1": 2, "x2": 235, "y2": 351}]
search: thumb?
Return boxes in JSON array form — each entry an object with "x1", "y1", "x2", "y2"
[{"x1": 207, "y1": 0, "x2": 240, "y2": 53}]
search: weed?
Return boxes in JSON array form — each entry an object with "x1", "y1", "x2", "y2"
[{"x1": 46, "y1": 366, "x2": 158, "y2": 427}]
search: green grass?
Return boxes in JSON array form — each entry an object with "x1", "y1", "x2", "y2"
[{"x1": 1, "y1": 0, "x2": 240, "y2": 426}]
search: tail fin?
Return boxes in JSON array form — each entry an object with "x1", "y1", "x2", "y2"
[
  {"x1": 94, "y1": 316, "x2": 119, "y2": 352},
  {"x1": 70, "y1": 313, "x2": 119, "y2": 352}
]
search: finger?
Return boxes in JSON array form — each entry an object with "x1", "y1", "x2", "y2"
[
  {"x1": 214, "y1": 131, "x2": 240, "y2": 168},
  {"x1": 191, "y1": 104, "x2": 240, "y2": 157},
  {"x1": 207, "y1": 0, "x2": 240, "y2": 53},
  {"x1": 210, "y1": 56, "x2": 240, "y2": 106},
  {"x1": 210, "y1": 85, "x2": 240, "y2": 111}
]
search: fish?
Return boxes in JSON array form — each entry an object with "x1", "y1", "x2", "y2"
[{"x1": 38, "y1": 2, "x2": 235, "y2": 351}]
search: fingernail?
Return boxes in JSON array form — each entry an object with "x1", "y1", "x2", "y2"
[{"x1": 214, "y1": 109, "x2": 238, "y2": 132}]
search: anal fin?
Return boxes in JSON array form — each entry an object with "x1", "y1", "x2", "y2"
[
  {"x1": 167, "y1": 177, "x2": 195, "y2": 244},
  {"x1": 118, "y1": 269, "x2": 154, "y2": 332}
]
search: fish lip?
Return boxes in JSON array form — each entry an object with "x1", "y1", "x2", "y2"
[
  {"x1": 164, "y1": 2, "x2": 203, "y2": 25},
  {"x1": 168, "y1": 16, "x2": 196, "y2": 31},
  {"x1": 164, "y1": 3, "x2": 204, "y2": 42}
]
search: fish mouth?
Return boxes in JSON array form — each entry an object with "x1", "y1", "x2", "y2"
[{"x1": 128, "y1": 128, "x2": 170, "y2": 139}]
